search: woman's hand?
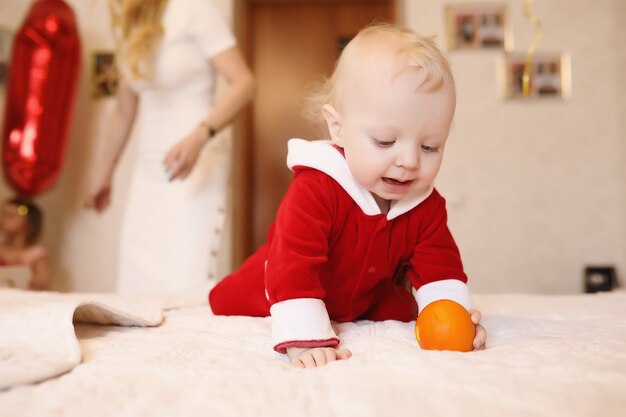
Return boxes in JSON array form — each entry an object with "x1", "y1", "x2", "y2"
[
  {"x1": 163, "y1": 125, "x2": 207, "y2": 181},
  {"x1": 85, "y1": 172, "x2": 113, "y2": 213},
  {"x1": 160, "y1": 46, "x2": 254, "y2": 182},
  {"x1": 470, "y1": 309, "x2": 487, "y2": 350},
  {"x1": 287, "y1": 347, "x2": 352, "y2": 369}
]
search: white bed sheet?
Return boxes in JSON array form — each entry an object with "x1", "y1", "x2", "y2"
[{"x1": 1, "y1": 289, "x2": 625, "y2": 417}]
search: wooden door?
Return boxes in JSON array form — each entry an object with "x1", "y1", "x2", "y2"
[{"x1": 234, "y1": 0, "x2": 397, "y2": 262}]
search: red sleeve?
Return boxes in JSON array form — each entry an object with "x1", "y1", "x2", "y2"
[
  {"x1": 265, "y1": 169, "x2": 336, "y2": 304},
  {"x1": 265, "y1": 169, "x2": 340, "y2": 353},
  {"x1": 407, "y1": 190, "x2": 467, "y2": 290}
]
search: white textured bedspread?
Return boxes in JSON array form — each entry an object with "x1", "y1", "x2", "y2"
[{"x1": 1, "y1": 289, "x2": 625, "y2": 417}]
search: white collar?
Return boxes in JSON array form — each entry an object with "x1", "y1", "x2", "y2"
[{"x1": 286, "y1": 138, "x2": 433, "y2": 220}]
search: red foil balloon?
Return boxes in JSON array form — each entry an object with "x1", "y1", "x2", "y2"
[{"x1": 1, "y1": 0, "x2": 81, "y2": 197}]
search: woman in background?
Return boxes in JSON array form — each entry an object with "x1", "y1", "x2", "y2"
[
  {"x1": 85, "y1": 0, "x2": 254, "y2": 295},
  {"x1": 0, "y1": 198, "x2": 49, "y2": 290}
]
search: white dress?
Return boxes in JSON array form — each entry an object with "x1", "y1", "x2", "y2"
[{"x1": 116, "y1": 0, "x2": 235, "y2": 295}]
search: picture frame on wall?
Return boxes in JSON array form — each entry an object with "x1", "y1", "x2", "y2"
[
  {"x1": 502, "y1": 52, "x2": 571, "y2": 99},
  {"x1": 445, "y1": 3, "x2": 511, "y2": 50},
  {"x1": 91, "y1": 51, "x2": 118, "y2": 98},
  {"x1": 0, "y1": 28, "x2": 14, "y2": 88}
]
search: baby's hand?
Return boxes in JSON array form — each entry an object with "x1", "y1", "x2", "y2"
[
  {"x1": 470, "y1": 309, "x2": 487, "y2": 350},
  {"x1": 287, "y1": 347, "x2": 352, "y2": 368}
]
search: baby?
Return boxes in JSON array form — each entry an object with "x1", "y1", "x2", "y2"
[
  {"x1": 0, "y1": 197, "x2": 49, "y2": 290},
  {"x1": 210, "y1": 24, "x2": 487, "y2": 368}
]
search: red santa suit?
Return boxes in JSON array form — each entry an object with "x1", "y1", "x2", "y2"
[{"x1": 209, "y1": 139, "x2": 472, "y2": 353}]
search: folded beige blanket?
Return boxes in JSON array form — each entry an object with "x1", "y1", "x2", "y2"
[{"x1": 0, "y1": 289, "x2": 165, "y2": 389}]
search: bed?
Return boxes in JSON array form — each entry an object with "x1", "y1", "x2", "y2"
[{"x1": 1, "y1": 287, "x2": 625, "y2": 417}]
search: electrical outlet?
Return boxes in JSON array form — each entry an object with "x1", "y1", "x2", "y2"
[{"x1": 583, "y1": 266, "x2": 617, "y2": 293}]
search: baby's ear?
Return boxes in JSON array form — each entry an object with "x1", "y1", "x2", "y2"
[{"x1": 322, "y1": 104, "x2": 344, "y2": 146}]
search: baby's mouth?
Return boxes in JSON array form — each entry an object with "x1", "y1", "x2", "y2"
[{"x1": 382, "y1": 177, "x2": 413, "y2": 186}]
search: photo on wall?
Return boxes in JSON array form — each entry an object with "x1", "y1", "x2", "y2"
[
  {"x1": 0, "y1": 28, "x2": 13, "y2": 88},
  {"x1": 502, "y1": 52, "x2": 571, "y2": 99},
  {"x1": 445, "y1": 3, "x2": 511, "y2": 50},
  {"x1": 91, "y1": 51, "x2": 118, "y2": 98}
]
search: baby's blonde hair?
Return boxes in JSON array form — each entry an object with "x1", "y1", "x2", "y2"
[
  {"x1": 305, "y1": 24, "x2": 453, "y2": 134},
  {"x1": 109, "y1": 0, "x2": 168, "y2": 80}
]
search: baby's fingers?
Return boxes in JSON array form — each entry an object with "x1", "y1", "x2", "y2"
[
  {"x1": 292, "y1": 348, "x2": 352, "y2": 369},
  {"x1": 292, "y1": 353, "x2": 315, "y2": 369},
  {"x1": 470, "y1": 309, "x2": 482, "y2": 324},
  {"x1": 312, "y1": 349, "x2": 332, "y2": 367},
  {"x1": 336, "y1": 348, "x2": 352, "y2": 360},
  {"x1": 473, "y1": 324, "x2": 487, "y2": 350}
]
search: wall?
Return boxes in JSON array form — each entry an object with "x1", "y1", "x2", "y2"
[
  {"x1": 404, "y1": 0, "x2": 626, "y2": 293},
  {"x1": 0, "y1": 0, "x2": 624, "y2": 294},
  {"x1": 617, "y1": 0, "x2": 626, "y2": 287}
]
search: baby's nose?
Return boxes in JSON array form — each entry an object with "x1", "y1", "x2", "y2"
[{"x1": 396, "y1": 150, "x2": 419, "y2": 169}]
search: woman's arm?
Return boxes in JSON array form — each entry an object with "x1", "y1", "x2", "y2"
[
  {"x1": 202, "y1": 46, "x2": 255, "y2": 132},
  {"x1": 164, "y1": 46, "x2": 255, "y2": 181},
  {"x1": 85, "y1": 79, "x2": 139, "y2": 212}
]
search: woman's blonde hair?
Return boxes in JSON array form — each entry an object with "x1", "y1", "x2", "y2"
[
  {"x1": 304, "y1": 24, "x2": 453, "y2": 135},
  {"x1": 109, "y1": 0, "x2": 168, "y2": 79}
]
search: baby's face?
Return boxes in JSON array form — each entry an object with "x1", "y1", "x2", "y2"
[
  {"x1": 329, "y1": 69, "x2": 456, "y2": 203},
  {"x1": 0, "y1": 203, "x2": 26, "y2": 235}
]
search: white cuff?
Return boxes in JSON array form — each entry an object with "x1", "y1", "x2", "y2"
[
  {"x1": 415, "y1": 279, "x2": 472, "y2": 314},
  {"x1": 270, "y1": 298, "x2": 339, "y2": 354}
]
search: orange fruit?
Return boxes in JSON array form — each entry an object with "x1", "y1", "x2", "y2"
[{"x1": 415, "y1": 299, "x2": 475, "y2": 352}]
